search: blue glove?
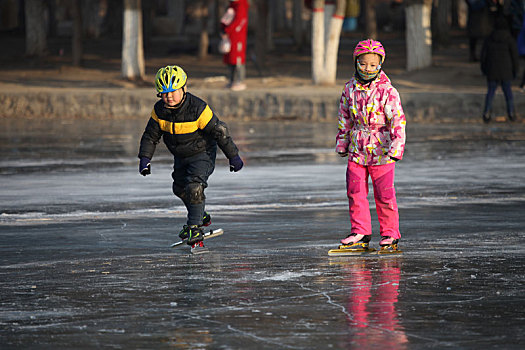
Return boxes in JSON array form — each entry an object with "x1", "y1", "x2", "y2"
[
  {"x1": 139, "y1": 157, "x2": 151, "y2": 176},
  {"x1": 229, "y1": 155, "x2": 244, "y2": 172}
]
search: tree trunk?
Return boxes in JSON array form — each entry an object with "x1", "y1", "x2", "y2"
[
  {"x1": 198, "y1": 0, "x2": 210, "y2": 59},
  {"x1": 24, "y1": 0, "x2": 47, "y2": 56},
  {"x1": 451, "y1": 0, "x2": 459, "y2": 28},
  {"x1": 292, "y1": 0, "x2": 304, "y2": 47},
  {"x1": 433, "y1": 0, "x2": 450, "y2": 47},
  {"x1": 168, "y1": 0, "x2": 185, "y2": 35},
  {"x1": 1, "y1": 0, "x2": 19, "y2": 30},
  {"x1": 71, "y1": 0, "x2": 83, "y2": 67},
  {"x1": 452, "y1": 0, "x2": 467, "y2": 29},
  {"x1": 322, "y1": 0, "x2": 346, "y2": 84},
  {"x1": 272, "y1": 0, "x2": 286, "y2": 31},
  {"x1": 122, "y1": 0, "x2": 145, "y2": 80},
  {"x1": 311, "y1": 0, "x2": 325, "y2": 84},
  {"x1": 364, "y1": 0, "x2": 377, "y2": 39},
  {"x1": 312, "y1": 0, "x2": 346, "y2": 85},
  {"x1": 266, "y1": 0, "x2": 275, "y2": 51},
  {"x1": 405, "y1": 1, "x2": 432, "y2": 71},
  {"x1": 142, "y1": 0, "x2": 155, "y2": 51},
  {"x1": 255, "y1": 0, "x2": 269, "y2": 69}
]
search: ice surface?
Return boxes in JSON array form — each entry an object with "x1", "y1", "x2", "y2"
[{"x1": 1, "y1": 119, "x2": 524, "y2": 349}]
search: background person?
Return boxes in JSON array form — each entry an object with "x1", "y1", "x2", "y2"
[{"x1": 221, "y1": 0, "x2": 249, "y2": 91}]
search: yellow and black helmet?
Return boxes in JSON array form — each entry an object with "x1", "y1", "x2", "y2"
[{"x1": 154, "y1": 65, "x2": 187, "y2": 94}]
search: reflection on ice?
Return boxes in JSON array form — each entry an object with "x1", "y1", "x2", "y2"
[{"x1": 338, "y1": 258, "x2": 407, "y2": 349}]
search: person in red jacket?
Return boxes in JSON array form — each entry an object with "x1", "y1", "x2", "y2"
[{"x1": 221, "y1": 0, "x2": 249, "y2": 91}]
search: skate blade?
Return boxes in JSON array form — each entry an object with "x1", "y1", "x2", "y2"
[
  {"x1": 328, "y1": 247, "x2": 376, "y2": 256},
  {"x1": 171, "y1": 228, "x2": 224, "y2": 248},
  {"x1": 190, "y1": 246, "x2": 209, "y2": 255}
]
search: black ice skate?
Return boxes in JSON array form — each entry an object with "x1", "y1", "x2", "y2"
[
  {"x1": 178, "y1": 212, "x2": 210, "y2": 240},
  {"x1": 171, "y1": 228, "x2": 224, "y2": 248},
  {"x1": 186, "y1": 225, "x2": 204, "y2": 246},
  {"x1": 201, "y1": 212, "x2": 211, "y2": 227}
]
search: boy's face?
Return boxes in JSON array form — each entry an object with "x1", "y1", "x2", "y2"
[
  {"x1": 357, "y1": 53, "x2": 381, "y2": 72},
  {"x1": 161, "y1": 89, "x2": 184, "y2": 107}
]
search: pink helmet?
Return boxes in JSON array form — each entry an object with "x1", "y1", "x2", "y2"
[{"x1": 353, "y1": 39, "x2": 386, "y2": 63}]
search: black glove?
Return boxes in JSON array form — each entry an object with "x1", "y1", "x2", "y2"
[
  {"x1": 229, "y1": 155, "x2": 244, "y2": 172},
  {"x1": 384, "y1": 151, "x2": 399, "y2": 162},
  {"x1": 139, "y1": 157, "x2": 151, "y2": 176}
]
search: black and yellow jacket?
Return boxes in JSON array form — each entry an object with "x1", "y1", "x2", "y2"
[{"x1": 138, "y1": 93, "x2": 239, "y2": 160}]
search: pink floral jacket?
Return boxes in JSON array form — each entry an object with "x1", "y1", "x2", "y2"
[{"x1": 335, "y1": 71, "x2": 406, "y2": 166}]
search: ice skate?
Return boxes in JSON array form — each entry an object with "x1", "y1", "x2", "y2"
[
  {"x1": 340, "y1": 233, "x2": 371, "y2": 249},
  {"x1": 190, "y1": 240, "x2": 208, "y2": 255},
  {"x1": 178, "y1": 225, "x2": 204, "y2": 245},
  {"x1": 378, "y1": 236, "x2": 402, "y2": 254},
  {"x1": 178, "y1": 225, "x2": 190, "y2": 240},
  {"x1": 482, "y1": 112, "x2": 491, "y2": 124},
  {"x1": 171, "y1": 228, "x2": 224, "y2": 248},
  {"x1": 328, "y1": 233, "x2": 375, "y2": 256},
  {"x1": 186, "y1": 225, "x2": 204, "y2": 246},
  {"x1": 178, "y1": 213, "x2": 211, "y2": 240},
  {"x1": 201, "y1": 212, "x2": 211, "y2": 227}
]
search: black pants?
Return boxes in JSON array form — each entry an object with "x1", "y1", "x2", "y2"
[
  {"x1": 228, "y1": 64, "x2": 246, "y2": 85},
  {"x1": 172, "y1": 147, "x2": 216, "y2": 226},
  {"x1": 483, "y1": 80, "x2": 514, "y2": 115}
]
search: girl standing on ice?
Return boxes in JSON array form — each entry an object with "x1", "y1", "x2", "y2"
[{"x1": 335, "y1": 39, "x2": 406, "y2": 253}]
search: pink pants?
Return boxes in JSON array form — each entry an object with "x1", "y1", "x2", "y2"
[{"x1": 346, "y1": 161, "x2": 400, "y2": 238}]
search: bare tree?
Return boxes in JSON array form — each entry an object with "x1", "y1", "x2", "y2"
[
  {"x1": 433, "y1": 0, "x2": 450, "y2": 47},
  {"x1": 168, "y1": 0, "x2": 185, "y2": 35},
  {"x1": 364, "y1": 0, "x2": 377, "y2": 39},
  {"x1": 24, "y1": 0, "x2": 47, "y2": 56},
  {"x1": 311, "y1": 0, "x2": 346, "y2": 85},
  {"x1": 292, "y1": 0, "x2": 305, "y2": 47},
  {"x1": 1, "y1": 0, "x2": 19, "y2": 30},
  {"x1": 122, "y1": 0, "x2": 145, "y2": 80},
  {"x1": 198, "y1": 0, "x2": 212, "y2": 59},
  {"x1": 405, "y1": 0, "x2": 432, "y2": 71},
  {"x1": 255, "y1": 0, "x2": 269, "y2": 69},
  {"x1": 71, "y1": 0, "x2": 83, "y2": 67}
]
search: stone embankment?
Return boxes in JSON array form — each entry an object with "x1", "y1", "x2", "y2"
[{"x1": 1, "y1": 85, "x2": 523, "y2": 122}]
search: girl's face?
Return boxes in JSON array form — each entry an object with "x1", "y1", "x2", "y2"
[
  {"x1": 357, "y1": 53, "x2": 381, "y2": 72},
  {"x1": 161, "y1": 89, "x2": 184, "y2": 107}
]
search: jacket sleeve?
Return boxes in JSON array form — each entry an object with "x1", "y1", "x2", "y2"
[
  {"x1": 201, "y1": 111, "x2": 240, "y2": 160},
  {"x1": 480, "y1": 40, "x2": 488, "y2": 75},
  {"x1": 510, "y1": 39, "x2": 519, "y2": 78},
  {"x1": 335, "y1": 83, "x2": 353, "y2": 153},
  {"x1": 138, "y1": 109, "x2": 162, "y2": 159},
  {"x1": 384, "y1": 87, "x2": 406, "y2": 161}
]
